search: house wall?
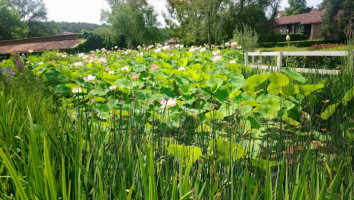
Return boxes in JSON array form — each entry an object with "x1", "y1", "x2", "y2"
[
  {"x1": 275, "y1": 26, "x2": 288, "y2": 34},
  {"x1": 311, "y1": 23, "x2": 322, "y2": 40}
]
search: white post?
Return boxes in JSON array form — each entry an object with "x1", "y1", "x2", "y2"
[
  {"x1": 252, "y1": 56, "x2": 255, "y2": 66},
  {"x1": 244, "y1": 53, "x2": 248, "y2": 66},
  {"x1": 259, "y1": 55, "x2": 262, "y2": 65},
  {"x1": 277, "y1": 52, "x2": 283, "y2": 72}
]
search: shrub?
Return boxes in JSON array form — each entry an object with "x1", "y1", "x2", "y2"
[
  {"x1": 260, "y1": 39, "x2": 345, "y2": 48},
  {"x1": 259, "y1": 33, "x2": 308, "y2": 43},
  {"x1": 232, "y1": 25, "x2": 259, "y2": 51},
  {"x1": 308, "y1": 43, "x2": 345, "y2": 50}
]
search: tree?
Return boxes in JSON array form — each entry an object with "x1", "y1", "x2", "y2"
[
  {"x1": 0, "y1": 0, "x2": 26, "y2": 40},
  {"x1": 320, "y1": 0, "x2": 353, "y2": 39},
  {"x1": 27, "y1": 21, "x2": 58, "y2": 37},
  {"x1": 284, "y1": 0, "x2": 312, "y2": 16},
  {"x1": 6, "y1": 0, "x2": 51, "y2": 38},
  {"x1": 164, "y1": 0, "x2": 280, "y2": 45},
  {"x1": 100, "y1": 0, "x2": 162, "y2": 48},
  {"x1": 6, "y1": 0, "x2": 47, "y2": 21},
  {"x1": 165, "y1": 0, "x2": 229, "y2": 45}
]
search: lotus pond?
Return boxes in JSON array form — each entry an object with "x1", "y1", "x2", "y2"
[{"x1": 0, "y1": 46, "x2": 353, "y2": 199}]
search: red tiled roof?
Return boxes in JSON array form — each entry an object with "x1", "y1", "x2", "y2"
[
  {"x1": 275, "y1": 9, "x2": 325, "y2": 26},
  {"x1": 0, "y1": 34, "x2": 83, "y2": 54},
  {"x1": 277, "y1": 11, "x2": 285, "y2": 17}
]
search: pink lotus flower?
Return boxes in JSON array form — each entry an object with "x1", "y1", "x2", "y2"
[
  {"x1": 137, "y1": 45, "x2": 142, "y2": 49},
  {"x1": 74, "y1": 62, "x2": 83, "y2": 67},
  {"x1": 107, "y1": 50, "x2": 111, "y2": 54},
  {"x1": 132, "y1": 73, "x2": 139, "y2": 80},
  {"x1": 97, "y1": 57, "x2": 107, "y2": 64},
  {"x1": 105, "y1": 67, "x2": 110, "y2": 71},
  {"x1": 213, "y1": 55, "x2": 222, "y2": 62},
  {"x1": 49, "y1": 60, "x2": 55, "y2": 65},
  {"x1": 90, "y1": 53, "x2": 95, "y2": 57},
  {"x1": 151, "y1": 64, "x2": 158, "y2": 70},
  {"x1": 160, "y1": 98, "x2": 177, "y2": 109}
]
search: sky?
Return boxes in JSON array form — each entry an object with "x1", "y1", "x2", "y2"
[{"x1": 44, "y1": 0, "x2": 323, "y2": 25}]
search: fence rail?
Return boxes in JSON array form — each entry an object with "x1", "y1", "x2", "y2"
[{"x1": 244, "y1": 50, "x2": 353, "y2": 75}]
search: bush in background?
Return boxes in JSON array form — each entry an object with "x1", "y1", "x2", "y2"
[
  {"x1": 259, "y1": 32, "x2": 308, "y2": 43},
  {"x1": 232, "y1": 25, "x2": 259, "y2": 51},
  {"x1": 308, "y1": 43, "x2": 345, "y2": 50},
  {"x1": 260, "y1": 38, "x2": 346, "y2": 48}
]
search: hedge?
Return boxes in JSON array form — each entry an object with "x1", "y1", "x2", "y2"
[
  {"x1": 259, "y1": 39, "x2": 346, "y2": 48},
  {"x1": 259, "y1": 33, "x2": 308, "y2": 43}
]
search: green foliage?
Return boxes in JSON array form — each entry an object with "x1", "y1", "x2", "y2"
[
  {"x1": 260, "y1": 39, "x2": 346, "y2": 48},
  {"x1": 209, "y1": 139, "x2": 246, "y2": 161},
  {"x1": 284, "y1": 0, "x2": 312, "y2": 16},
  {"x1": 167, "y1": 145, "x2": 202, "y2": 164},
  {"x1": 100, "y1": 0, "x2": 162, "y2": 48},
  {"x1": 6, "y1": 0, "x2": 47, "y2": 21},
  {"x1": 0, "y1": 46, "x2": 352, "y2": 199},
  {"x1": 232, "y1": 25, "x2": 259, "y2": 51},
  {"x1": 259, "y1": 33, "x2": 308, "y2": 43},
  {"x1": 320, "y1": 0, "x2": 353, "y2": 39},
  {"x1": 6, "y1": 0, "x2": 51, "y2": 38},
  {"x1": 165, "y1": 0, "x2": 229, "y2": 45},
  {"x1": 73, "y1": 31, "x2": 112, "y2": 52},
  {"x1": 165, "y1": 0, "x2": 279, "y2": 45},
  {"x1": 27, "y1": 20, "x2": 58, "y2": 37},
  {"x1": 55, "y1": 22, "x2": 101, "y2": 33},
  {"x1": 282, "y1": 67, "x2": 306, "y2": 84},
  {"x1": 0, "y1": 0, "x2": 26, "y2": 40},
  {"x1": 321, "y1": 86, "x2": 354, "y2": 120}
]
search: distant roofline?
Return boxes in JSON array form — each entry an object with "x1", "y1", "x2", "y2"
[
  {"x1": 0, "y1": 33, "x2": 82, "y2": 54},
  {"x1": 0, "y1": 34, "x2": 78, "y2": 46},
  {"x1": 275, "y1": 9, "x2": 325, "y2": 26}
]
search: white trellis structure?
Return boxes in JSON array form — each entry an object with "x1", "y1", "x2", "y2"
[{"x1": 244, "y1": 51, "x2": 353, "y2": 75}]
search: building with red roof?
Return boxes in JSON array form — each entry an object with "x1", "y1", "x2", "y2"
[{"x1": 275, "y1": 9, "x2": 325, "y2": 40}]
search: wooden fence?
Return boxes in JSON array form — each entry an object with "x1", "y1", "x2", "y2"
[{"x1": 244, "y1": 51, "x2": 353, "y2": 75}]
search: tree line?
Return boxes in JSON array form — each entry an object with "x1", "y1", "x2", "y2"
[
  {"x1": 0, "y1": 0, "x2": 353, "y2": 48},
  {"x1": 0, "y1": 0, "x2": 101, "y2": 40}
]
